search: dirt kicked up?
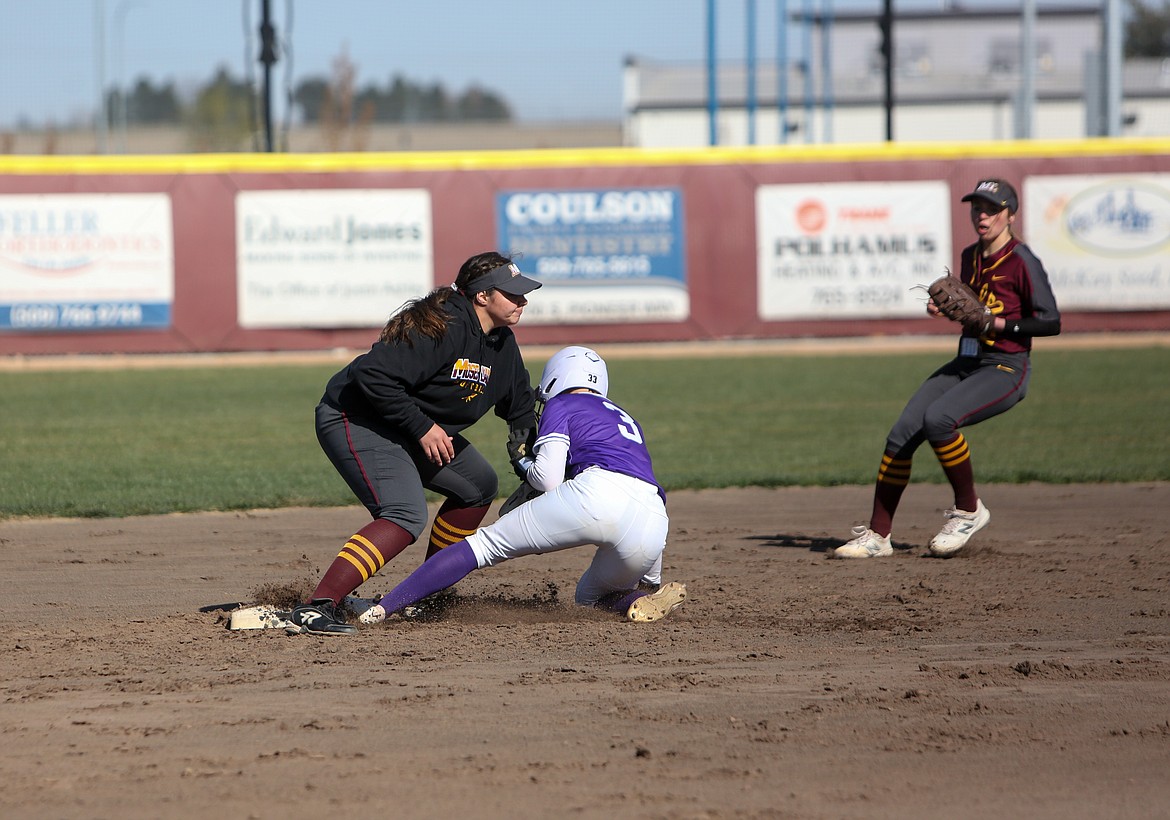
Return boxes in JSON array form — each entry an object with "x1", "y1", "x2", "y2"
[{"x1": 2, "y1": 482, "x2": 1168, "y2": 819}]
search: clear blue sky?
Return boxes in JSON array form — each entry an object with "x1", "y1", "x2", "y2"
[{"x1": 0, "y1": 0, "x2": 945, "y2": 128}]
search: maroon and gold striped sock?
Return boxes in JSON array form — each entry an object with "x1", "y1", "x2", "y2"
[
  {"x1": 869, "y1": 452, "x2": 912, "y2": 537},
  {"x1": 310, "y1": 518, "x2": 414, "y2": 605},
  {"x1": 425, "y1": 500, "x2": 490, "y2": 560},
  {"x1": 931, "y1": 433, "x2": 978, "y2": 512}
]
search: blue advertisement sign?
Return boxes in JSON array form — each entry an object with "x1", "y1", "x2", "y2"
[
  {"x1": 0, "y1": 302, "x2": 170, "y2": 331},
  {"x1": 496, "y1": 187, "x2": 688, "y2": 324}
]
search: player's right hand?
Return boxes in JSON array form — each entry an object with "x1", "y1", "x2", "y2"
[{"x1": 419, "y1": 423, "x2": 455, "y2": 465}]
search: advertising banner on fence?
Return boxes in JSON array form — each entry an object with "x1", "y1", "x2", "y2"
[
  {"x1": 1023, "y1": 174, "x2": 1170, "y2": 310},
  {"x1": 756, "y1": 181, "x2": 952, "y2": 320},
  {"x1": 236, "y1": 189, "x2": 432, "y2": 328},
  {"x1": 0, "y1": 193, "x2": 173, "y2": 332},
  {"x1": 495, "y1": 188, "x2": 688, "y2": 324}
]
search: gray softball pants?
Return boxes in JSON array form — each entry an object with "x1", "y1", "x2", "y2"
[{"x1": 315, "y1": 402, "x2": 499, "y2": 539}]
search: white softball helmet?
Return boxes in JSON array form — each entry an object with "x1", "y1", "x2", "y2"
[{"x1": 537, "y1": 346, "x2": 609, "y2": 401}]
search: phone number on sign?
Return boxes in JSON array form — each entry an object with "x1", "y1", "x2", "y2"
[
  {"x1": 535, "y1": 255, "x2": 653, "y2": 278},
  {"x1": 810, "y1": 286, "x2": 904, "y2": 308},
  {"x1": 8, "y1": 303, "x2": 146, "y2": 329}
]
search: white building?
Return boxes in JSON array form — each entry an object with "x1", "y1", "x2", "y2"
[{"x1": 623, "y1": 4, "x2": 1170, "y2": 147}]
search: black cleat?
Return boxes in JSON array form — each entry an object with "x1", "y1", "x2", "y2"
[{"x1": 288, "y1": 599, "x2": 358, "y2": 635}]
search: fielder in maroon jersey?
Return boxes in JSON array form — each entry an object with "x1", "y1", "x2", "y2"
[{"x1": 836, "y1": 178, "x2": 1062, "y2": 559}]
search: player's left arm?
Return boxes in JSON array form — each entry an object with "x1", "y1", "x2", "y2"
[
  {"x1": 1003, "y1": 245, "x2": 1062, "y2": 338},
  {"x1": 498, "y1": 424, "x2": 564, "y2": 517},
  {"x1": 495, "y1": 336, "x2": 538, "y2": 432},
  {"x1": 497, "y1": 340, "x2": 539, "y2": 477},
  {"x1": 525, "y1": 433, "x2": 570, "y2": 492}
]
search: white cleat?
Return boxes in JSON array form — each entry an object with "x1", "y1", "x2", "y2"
[
  {"x1": 626, "y1": 582, "x2": 687, "y2": 622},
  {"x1": 834, "y1": 526, "x2": 893, "y2": 558},
  {"x1": 928, "y1": 500, "x2": 990, "y2": 557},
  {"x1": 359, "y1": 604, "x2": 387, "y2": 625}
]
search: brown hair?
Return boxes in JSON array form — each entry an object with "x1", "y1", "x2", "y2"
[{"x1": 380, "y1": 251, "x2": 513, "y2": 345}]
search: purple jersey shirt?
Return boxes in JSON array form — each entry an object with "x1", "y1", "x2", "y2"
[{"x1": 535, "y1": 392, "x2": 665, "y2": 501}]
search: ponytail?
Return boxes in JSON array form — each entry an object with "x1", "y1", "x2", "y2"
[{"x1": 378, "y1": 250, "x2": 515, "y2": 345}]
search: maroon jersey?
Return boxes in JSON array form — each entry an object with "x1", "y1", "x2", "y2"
[{"x1": 959, "y1": 236, "x2": 1062, "y2": 354}]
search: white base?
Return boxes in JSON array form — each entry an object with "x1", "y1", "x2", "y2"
[
  {"x1": 228, "y1": 605, "x2": 294, "y2": 631},
  {"x1": 227, "y1": 596, "x2": 378, "y2": 631}
]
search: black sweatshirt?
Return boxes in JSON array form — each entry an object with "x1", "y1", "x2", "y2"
[{"x1": 320, "y1": 293, "x2": 536, "y2": 439}]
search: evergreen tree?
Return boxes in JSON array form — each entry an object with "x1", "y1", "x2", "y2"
[
  {"x1": 187, "y1": 67, "x2": 255, "y2": 151},
  {"x1": 456, "y1": 86, "x2": 511, "y2": 121},
  {"x1": 1126, "y1": 0, "x2": 1170, "y2": 57},
  {"x1": 129, "y1": 78, "x2": 182, "y2": 124},
  {"x1": 293, "y1": 70, "x2": 510, "y2": 124}
]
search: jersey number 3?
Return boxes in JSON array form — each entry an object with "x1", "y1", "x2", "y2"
[{"x1": 602, "y1": 401, "x2": 643, "y2": 444}]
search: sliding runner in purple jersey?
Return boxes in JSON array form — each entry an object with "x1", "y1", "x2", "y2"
[{"x1": 359, "y1": 346, "x2": 687, "y2": 626}]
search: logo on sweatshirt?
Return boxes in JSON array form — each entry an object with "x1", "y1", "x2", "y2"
[{"x1": 451, "y1": 358, "x2": 491, "y2": 387}]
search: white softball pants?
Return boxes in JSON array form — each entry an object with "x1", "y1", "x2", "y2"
[{"x1": 467, "y1": 467, "x2": 669, "y2": 606}]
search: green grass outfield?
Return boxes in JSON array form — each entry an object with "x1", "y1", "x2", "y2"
[{"x1": 1, "y1": 344, "x2": 1167, "y2": 519}]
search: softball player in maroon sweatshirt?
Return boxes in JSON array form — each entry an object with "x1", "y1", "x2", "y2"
[{"x1": 836, "y1": 178, "x2": 1061, "y2": 559}]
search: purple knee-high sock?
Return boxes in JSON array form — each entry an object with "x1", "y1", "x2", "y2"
[{"x1": 377, "y1": 541, "x2": 478, "y2": 615}]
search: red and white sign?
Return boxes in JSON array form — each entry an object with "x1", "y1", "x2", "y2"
[{"x1": 756, "y1": 181, "x2": 952, "y2": 320}]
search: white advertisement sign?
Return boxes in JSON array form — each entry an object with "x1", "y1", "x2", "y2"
[
  {"x1": 756, "y1": 181, "x2": 952, "y2": 320},
  {"x1": 236, "y1": 189, "x2": 433, "y2": 328},
  {"x1": 1023, "y1": 174, "x2": 1170, "y2": 310},
  {"x1": 0, "y1": 193, "x2": 173, "y2": 331}
]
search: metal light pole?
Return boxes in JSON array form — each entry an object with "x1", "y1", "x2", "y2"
[
  {"x1": 777, "y1": 0, "x2": 789, "y2": 143},
  {"x1": 1017, "y1": 0, "x2": 1036, "y2": 139},
  {"x1": 95, "y1": 0, "x2": 108, "y2": 153},
  {"x1": 820, "y1": 0, "x2": 833, "y2": 143},
  {"x1": 747, "y1": 0, "x2": 757, "y2": 145},
  {"x1": 801, "y1": 0, "x2": 814, "y2": 143},
  {"x1": 113, "y1": 0, "x2": 146, "y2": 153},
  {"x1": 1104, "y1": 0, "x2": 1122, "y2": 136},
  {"x1": 259, "y1": 0, "x2": 279, "y2": 152},
  {"x1": 880, "y1": 0, "x2": 893, "y2": 142},
  {"x1": 707, "y1": 0, "x2": 718, "y2": 146}
]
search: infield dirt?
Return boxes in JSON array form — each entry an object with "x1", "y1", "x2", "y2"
[{"x1": 2, "y1": 482, "x2": 1168, "y2": 819}]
